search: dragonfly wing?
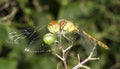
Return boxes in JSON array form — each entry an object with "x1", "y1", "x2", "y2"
[
  {"x1": 8, "y1": 25, "x2": 53, "y2": 53},
  {"x1": 77, "y1": 30, "x2": 97, "y2": 56},
  {"x1": 22, "y1": 26, "x2": 53, "y2": 53},
  {"x1": 25, "y1": 35, "x2": 51, "y2": 53}
]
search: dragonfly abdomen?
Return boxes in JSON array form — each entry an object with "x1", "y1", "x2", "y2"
[{"x1": 81, "y1": 30, "x2": 109, "y2": 50}]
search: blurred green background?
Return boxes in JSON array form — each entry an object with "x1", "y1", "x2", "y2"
[{"x1": 0, "y1": 0, "x2": 120, "y2": 69}]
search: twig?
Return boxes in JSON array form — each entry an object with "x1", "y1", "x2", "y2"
[
  {"x1": 77, "y1": 54, "x2": 80, "y2": 63},
  {"x1": 0, "y1": 7, "x2": 17, "y2": 22},
  {"x1": 72, "y1": 45, "x2": 100, "y2": 69},
  {"x1": 56, "y1": 45, "x2": 72, "y2": 69},
  {"x1": 57, "y1": 32, "x2": 73, "y2": 69}
]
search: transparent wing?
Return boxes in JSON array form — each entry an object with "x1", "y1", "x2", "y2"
[
  {"x1": 8, "y1": 25, "x2": 54, "y2": 53},
  {"x1": 23, "y1": 27, "x2": 50, "y2": 53},
  {"x1": 77, "y1": 29, "x2": 97, "y2": 56}
]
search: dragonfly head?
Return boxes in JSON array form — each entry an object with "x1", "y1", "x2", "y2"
[{"x1": 48, "y1": 20, "x2": 60, "y2": 33}]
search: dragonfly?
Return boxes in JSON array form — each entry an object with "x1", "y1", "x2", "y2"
[
  {"x1": 8, "y1": 19, "x2": 109, "y2": 53},
  {"x1": 48, "y1": 19, "x2": 109, "y2": 54}
]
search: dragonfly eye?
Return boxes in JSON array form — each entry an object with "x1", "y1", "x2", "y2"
[{"x1": 50, "y1": 20, "x2": 58, "y2": 25}]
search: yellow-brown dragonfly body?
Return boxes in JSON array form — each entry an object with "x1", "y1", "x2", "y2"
[{"x1": 48, "y1": 19, "x2": 109, "y2": 50}]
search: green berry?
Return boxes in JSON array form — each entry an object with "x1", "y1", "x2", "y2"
[{"x1": 43, "y1": 33, "x2": 56, "y2": 45}]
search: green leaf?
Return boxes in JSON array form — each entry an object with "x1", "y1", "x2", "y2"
[
  {"x1": 0, "y1": 58, "x2": 17, "y2": 69},
  {"x1": 0, "y1": 25, "x2": 8, "y2": 44}
]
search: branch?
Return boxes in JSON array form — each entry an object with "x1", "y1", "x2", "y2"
[
  {"x1": 72, "y1": 45, "x2": 100, "y2": 69},
  {"x1": 56, "y1": 45, "x2": 72, "y2": 69},
  {"x1": 0, "y1": 7, "x2": 17, "y2": 22}
]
